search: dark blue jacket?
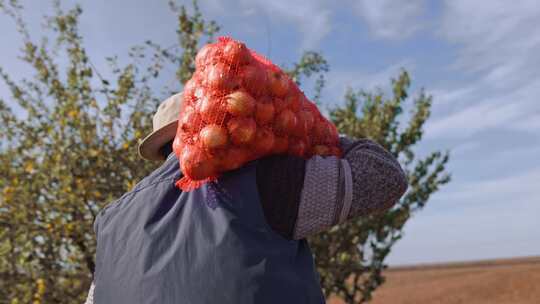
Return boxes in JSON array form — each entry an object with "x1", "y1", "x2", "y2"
[{"x1": 93, "y1": 154, "x2": 325, "y2": 303}]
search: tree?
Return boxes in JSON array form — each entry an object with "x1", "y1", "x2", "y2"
[
  {"x1": 0, "y1": 1, "x2": 450, "y2": 303},
  {"x1": 311, "y1": 75, "x2": 450, "y2": 303}
]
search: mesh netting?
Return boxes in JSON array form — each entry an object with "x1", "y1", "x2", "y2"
[{"x1": 174, "y1": 36, "x2": 341, "y2": 191}]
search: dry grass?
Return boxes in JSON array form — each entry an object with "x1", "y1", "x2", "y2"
[{"x1": 327, "y1": 256, "x2": 540, "y2": 304}]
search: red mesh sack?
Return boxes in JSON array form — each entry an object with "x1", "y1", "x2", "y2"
[{"x1": 174, "y1": 36, "x2": 341, "y2": 191}]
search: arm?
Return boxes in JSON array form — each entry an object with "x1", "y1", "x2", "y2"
[
  {"x1": 256, "y1": 137, "x2": 407, "y2": 240},
  {"x1": 335, "y1": 137, "x2": 408, "y2": 220}
]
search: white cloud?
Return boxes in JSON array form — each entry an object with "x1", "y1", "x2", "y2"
[
  {"x1": 352, "y1": 0, "x2": 427, "y2": 40},
  {"x1": 425, "y1": 1, "x2": 540, "y2": 139},
  {"x1": 200, "y1": 0, "x2": 332, "y2": 49},
  {"x1": 426, "y1": 96, "x2": 520, "y2": 139},
  {"x1": 511, "y1": 114, "x2": 540, "y2": 131},
  {"x1": 426, "y1": 76, "x2": 540, "y2": 139},
  {"x1": 450, "y1": 141, "x2": 480, "y2": 157},
  {"x1": 439, "y1": 0, "x2": 540, "y2": 91},
  {"x1": 440, "y1": 0, "x2": 540, "y2": 88},
  {"x1": 324, "y1": 59, "x2": 415, "y2": 105},
  {"x1": 256, "y1": 0, "x2": 331, "y2": 49},
  {"x1": 429, "y1": 86, "x2": 475, "y2": 106},
  {"x1": 440, "y1": 167, "x2": 540, "y2": 205}
]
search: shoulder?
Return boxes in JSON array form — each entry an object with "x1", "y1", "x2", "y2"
[{"x1": 93, "y1": 154, "x2": 181, "y2": 234}]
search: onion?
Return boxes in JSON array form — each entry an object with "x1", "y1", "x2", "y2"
[
  {"x1": 314, "y1": 121, "x2": 339, "y2": 145},
  {"x1": 194, "y1": 86, "x2": 206, "y2": 100},
  {"x1": 274, "y1": 109, "x2": 298, "y2": 135},
  {"x1": 313, "y1": 119, "x2": 331, "y2": 143},
  {"x1": 273, "y1": 97, "x2": 287, "y2": 114},
  {"x1": 288, "y1": 140, "x2": 307, "y2": 158},
  {"x1": 197, "y1": 95, "x2": 225, "y2": 123},
  {"x1": 195, "y1": 44, "x2": 220, "y2": 70},
  {"x1": 299, "y1": 95, "x2": 310, "y2": 109},
  {"x1": 292, "y1": 110, "x2": 314, "y2": 137},
  {"x1": 222, "y1": 40, "x2": 251, "y2": 66},
  {"x1": 312, "y1": 145, "x2": 330, "y2": 156},
  {"x1": 328, "y1": 122, "x2": 339, "y2": 145},
  {"x1": 226, "y1": 91, "x2": 255, "y2": 117},
  {"x1": 255, "y1": 100, "x2": 275, "y2": 125},
  {"x1": 172, "y1": 136, "x2": 183, "y2": 156},
  {"x1": 284, "y1": 92, "x2": 301, "y2": 112},
  {"x1": 205, "y1": 62, "x2": 239, "y2": 91},
  {"x1": 200, "y1": 124, "x2": 228, "y2": 150},
  {"x1": 239, "y1": 64, "x2": 268, "y2": 96},
  {"x1": 180, "y1": 145, "x2": 216, "y2": 180},
  {"x1": 182, "y1": 78, "x2": 198, "y2": 103},
  {"x1": 179, "y1": 105, "x2": 203, "y2": 133},
  {"x1": 175, "y1": 126, "x2": 197, "y2": 146},
  {"x1": 253, "y1": 128, "x2": 275, "y2": 156},
  {"x1": 227, "y1": 117, "x2": 257, "y2": 145},
  {"x1": 303, "y1": 99, "x2": 320, "y2": 116},
  {"x1": 330, "y1": 146, "x2": 342, "y2": 157},
  {"x1": 300, "y1": 110, "x2": 315, "y2": 132},
  {"x1": 267, "y1": 70, "x2": 289, "y2": 97},
  {"x1": 216, "y1": 147, "x2": 249, "y2": 171}
]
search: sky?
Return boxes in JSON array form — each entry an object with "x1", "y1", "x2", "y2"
[{"x1": 1, "y1": 0, "x2": 539, "y2": 265}]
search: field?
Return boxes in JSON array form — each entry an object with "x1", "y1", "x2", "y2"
[{"x1": 328, "y1": 256, "x2": 540, "y2": 304}]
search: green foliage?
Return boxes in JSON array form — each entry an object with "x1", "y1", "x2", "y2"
[
  {"x1": 0, "y1": 1, "x2": 450, "y2": 303},
  {"x1": 0, "y1": 1, "x2": 214, "y2": 302}
]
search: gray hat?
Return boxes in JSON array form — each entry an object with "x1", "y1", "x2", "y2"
[{"x1": 138, "y1": 93, "x2": 183, "y2": 161}]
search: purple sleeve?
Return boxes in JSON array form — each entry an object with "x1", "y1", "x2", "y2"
[
  {"x1": 342, "y1": 138, "x2": 408, "y2": 219},
  {"x1": 255, "y1": 137, "x2": 408, "y2": 241},
  {"x1": 255, "y1": 155, "x2": 306, "y2": 239},
  {"x1": 292, "y1": 137, "x2": 408, "y2": 239}
]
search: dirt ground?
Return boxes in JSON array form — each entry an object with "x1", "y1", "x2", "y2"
[{"x1": 328, "y1": 256, "x2": 540, "y2": 304}]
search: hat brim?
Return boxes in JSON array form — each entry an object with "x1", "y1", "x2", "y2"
[{"x1": 138, "y1": 119, "x2": 178, "y2": 161}]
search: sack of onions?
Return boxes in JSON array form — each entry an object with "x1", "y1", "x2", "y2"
[{"x1": 175, "y1": 36, "x2": 341, "y2": 191}]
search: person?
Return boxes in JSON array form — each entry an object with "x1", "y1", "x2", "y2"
[{"x1": 84, "y1": 93, "x2": 407, "y2": 304}]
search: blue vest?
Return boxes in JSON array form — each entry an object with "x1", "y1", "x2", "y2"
[{"x1": 93, "y1": 154, "x2": 325, "y2": 303}]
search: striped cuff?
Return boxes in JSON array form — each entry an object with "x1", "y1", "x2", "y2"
[
  {"x1": 337, "y1": 159, "x2": 353, "y2": 224},
  {"x1": 293, "y1": 156, "x2": 340, "y2": 239}
]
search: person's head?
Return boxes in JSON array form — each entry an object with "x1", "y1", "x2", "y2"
[{"x1": 138, "y1": 92, "x2": 183, "y2": 161}]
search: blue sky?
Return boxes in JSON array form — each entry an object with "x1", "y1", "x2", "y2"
[{"x1": 1, "y1": 0, "x2": 539, "y2": 265}]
